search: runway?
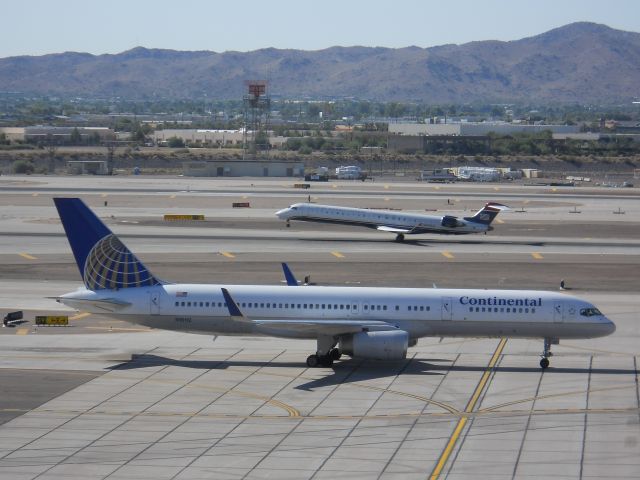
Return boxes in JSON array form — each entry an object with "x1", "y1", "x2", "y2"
[{"x1": 0, "y1": 175, "x2": 638, "y2": 479}]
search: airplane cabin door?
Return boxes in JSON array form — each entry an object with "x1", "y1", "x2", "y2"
[
  {"x1": 441, "y1": 297, "x2": 453, "y2": 321},
  {"x1": 553, "y1": 301, "x2": 563, "y2": 323},
  {"x1": 150, "y1": 291, "x2": 161, "y2": 315}
]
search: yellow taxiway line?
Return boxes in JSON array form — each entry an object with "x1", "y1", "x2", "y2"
[
  {"x1": 18, "y1": 253, "x2": 37, "y2": 260},
  {"x1": 220, "y1": 251, "x2": 235, "y2": 258},
  {"x1": 429, "y1": 338, "x2": 507, "y2": 479},
  {"x1": 16, "y1": 328, "x2": 29, "y2": 335},
  {"x1": 441, "y1": 251, "x2": 455, "y2": 259},
  {"x1": 531, "y1": 252, "x2": 544, "y2": 260},
  {"x1": 69, "y1": 312, "x2": 91, "y2": 321},
  {"x1": 331, "y1": 251, "x2": 345, "y2": 258}
]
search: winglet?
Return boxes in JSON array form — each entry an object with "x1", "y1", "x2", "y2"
[
  {"x1": 221, "y1": 288, "x2": 245, "y2": 318},
  {"x1": 282, "y1": 263, "x2": 299, "y2": 286}
]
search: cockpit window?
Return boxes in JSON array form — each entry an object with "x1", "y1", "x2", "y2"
[
  {"x1": 290, "y1": 206, "x2": 297, "y2": 210},
  {"x1": 580, "y1": 308, "x2": 602, "y2": 317}
]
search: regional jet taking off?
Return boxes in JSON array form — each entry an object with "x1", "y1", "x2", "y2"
[
  {"x1": 53, "y1": 198, "x2": 614, "y2": 369},
  {"x1": 275, "y1": 202, "x2": 508, "y2": 241}
]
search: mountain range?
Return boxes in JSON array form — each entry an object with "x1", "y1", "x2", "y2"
[{"x1": 0, "y1": 22, "x2": 638, "y2": 103}]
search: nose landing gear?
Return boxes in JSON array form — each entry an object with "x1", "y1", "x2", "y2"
[{"x1": 540, "y1": 337, "x2": 557, "y2": 369}]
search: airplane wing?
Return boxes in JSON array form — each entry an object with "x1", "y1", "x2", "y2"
[
  {"x1": 252, "y1": 319, "x2": 397, "y2": 336},
  {"x1": 221, "y1": 288, "x2": 397, "y2": 336},
  {"x1": 376, "y1": 225, "x2": 411, "y2": 233}
]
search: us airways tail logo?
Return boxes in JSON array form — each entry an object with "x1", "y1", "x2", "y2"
[{"x1": 83, "y1": 234, "x2": 160, "y2": 290}]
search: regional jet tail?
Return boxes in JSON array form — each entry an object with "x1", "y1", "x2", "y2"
[
  {"x1": 275, "y1": 202, "x2": 508, "y2": 241},
  {"x1": 53, "y1": 198, "x2": 614, "y2": 370}
]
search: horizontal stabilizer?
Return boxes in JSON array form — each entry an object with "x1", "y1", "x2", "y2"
[{"x1": 51, "y1": 297, "x2": 131, "y2": 312}]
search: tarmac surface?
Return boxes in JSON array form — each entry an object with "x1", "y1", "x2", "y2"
[{"x1": 0, "y1": 175, "x2": 638, "y2": 479}]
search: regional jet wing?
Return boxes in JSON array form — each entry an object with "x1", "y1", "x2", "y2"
[{"x1": 376, "y1": 225, "x2": 411, "y2": 233}]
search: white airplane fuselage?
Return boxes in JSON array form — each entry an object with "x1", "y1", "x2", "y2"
[
  {"x1": 276, "y1": 203, "x2": 494, "y2": 235},
  {"x1": 59, "y1": 284, "x2": 614, "y2": 341}
]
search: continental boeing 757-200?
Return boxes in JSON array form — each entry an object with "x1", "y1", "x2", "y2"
[
  {"x1": 276, "y1": 202, "x2": 508, "y2": 241},
  {"x1": 53, "y1": 198, "x2": 614, "y2": 369}
]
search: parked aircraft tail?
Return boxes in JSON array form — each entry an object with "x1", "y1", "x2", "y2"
[
  {"x1": 464, "y1": 202, "x2": 508, "y2": 225},
  {"x1": 53, "y1": 198, "x2": 162, "y2": 290}
]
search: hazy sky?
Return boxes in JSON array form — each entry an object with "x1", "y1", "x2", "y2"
[{"x1": 2, "y1": 0, "x2": 638, "y2": 58}]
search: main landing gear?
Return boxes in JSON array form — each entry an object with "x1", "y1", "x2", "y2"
[
  {"x1": 395, "y1": 233, "x2": 405, "y2": 242},
  {"x1": 540, "y1": 337, "x2": 557, "y2": 369},
  {"x1": 306, "y1": 335, "x2": 341, "y2": 368}
]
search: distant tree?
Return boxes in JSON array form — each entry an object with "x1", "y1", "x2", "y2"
[
  {"x1": 69, "y1": 127, "x2": 82, "y2": 145},
  {"x1": 167, "y1": 136, "x2": 185, "y2": 148},
  {"x1": 13, "y1": 160, "x2": 35, "y2": 174}
]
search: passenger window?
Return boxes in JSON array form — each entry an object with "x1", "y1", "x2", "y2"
[
  {"x1": 260, "y1": 303, "x2": 264, "y2": 308},
  {"x1": 531, "y1": 308, "x2": 536, "y2": 313},
  {"x1": 419, "y1": 306, "x2": 424, "y2": 311},
  {"x1": 187, "y1": 302, "x2": 192, "y2": 307},
  {"x1": 206, "y1": 302, "x2": 210, "y2": 307},
  {"x1": 364, "y1": 305, "x2": 368, "y2": 310},
  {"x1": 175, "y1": 301, "x2": 179, "y2": 306},
  {"x1": 383, "y1": 305, "x2": 387, "y2": 311},
  {"x1": 304, "y1": 304, "x2": 308, "y2": 309},
  {"x1": 309, "y1": 304, "x2": 313, "y2": 309},
  {"x1": 199, "y1": 302, "x2": 203, "y2": 307},
  {"x1": 395, "y1": 306, "x2": 399, "y2": 311},
  {"x1": 469, "y1": 307, "x2": 473, "y2": 312},
  {"x1": 181, "y1": 301, "x2": 185, "y2": 306}
]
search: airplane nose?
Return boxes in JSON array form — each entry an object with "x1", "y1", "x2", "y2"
[
  {"x1": 605, "y1": 317, "x2": 616, "y2": 335},
  {"x1": 275, "y1": 208, "x2": 289, "y2": 219}
]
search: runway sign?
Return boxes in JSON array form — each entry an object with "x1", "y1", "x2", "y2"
[
  {"x1": 35, "y1": 316, "x2": 69, "y2": 326},
  {"x1": 163, "y1": 214, "x2": 205, "y2": 221}
]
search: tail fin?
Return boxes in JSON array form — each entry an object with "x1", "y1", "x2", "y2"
[
  {"x1": 54, "y1": 198, "x2": 161, "y2": 290},
  {"x1": 464, "y1": 202, "x2": 508, "y2": 226}
]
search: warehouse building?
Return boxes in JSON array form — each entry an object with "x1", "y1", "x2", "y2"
[{"x1": 182, "y1": 159, "x2": 304, "y2": 177}]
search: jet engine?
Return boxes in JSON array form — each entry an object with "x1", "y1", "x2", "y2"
[
  {"x1": 339, "y1": 330, "x2": 409, "y2": 360},
  {"x1": 441, "y1": 215, "x2": 461, "y2": 228}
]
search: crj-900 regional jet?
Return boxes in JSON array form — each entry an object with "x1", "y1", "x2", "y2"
[
  {"x1": 276, "y1": 202, "x2": 508, "y2": 241},
  {"x1": 53, "y1": 198, "x2": 614, "y2": 369}
]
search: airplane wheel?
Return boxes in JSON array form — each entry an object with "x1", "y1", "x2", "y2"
[
  {"x1": 306, "y1": 354, "x2": 319, "y2": 368},
  {"x1": 396, "y1": 234, "x2": 405, "y2": 242},
  {"x1": 329, "y1": 348, "x2": 341, "y2": 361},
  {"x1": 540, "y1": 358, "x2": 550, "y2": 369},
  {"x1": 319, "y1": 356, "x2": 333, "y2": 368}
]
